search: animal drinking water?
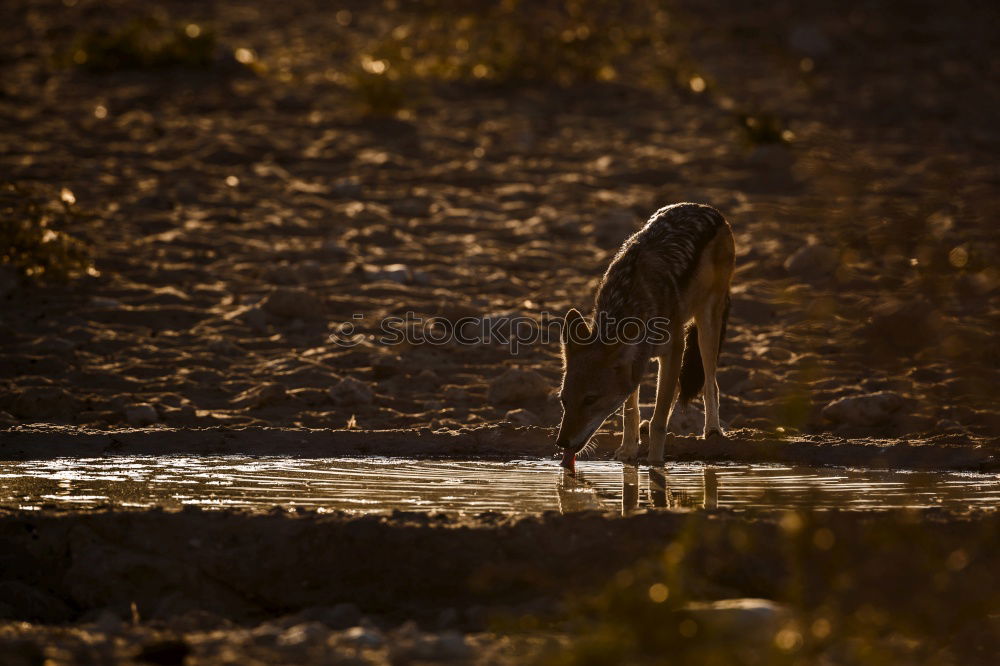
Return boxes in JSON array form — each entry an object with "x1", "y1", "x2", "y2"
[{"x1": 555, "y1": 203, "x2": 735, "y2": 470}]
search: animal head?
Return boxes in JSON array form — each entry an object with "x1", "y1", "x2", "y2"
[{"x1": 555, "y1": 308, "x2": 644, "y2": 455}]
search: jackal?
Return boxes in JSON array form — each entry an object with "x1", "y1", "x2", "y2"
[{"x1": 555, "y1": 202, "x2": 735, "y2": 466}]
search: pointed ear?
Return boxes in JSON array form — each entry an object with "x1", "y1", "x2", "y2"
[{"x1": 561, "y1": 308, "x2": 587, "y2": 347}]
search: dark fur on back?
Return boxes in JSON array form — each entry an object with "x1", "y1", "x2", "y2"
[
  {"x1": 595, "y1": 203, "x2": 727, "y2": 323},
  {"x1": 591, "y1": 203, "x2": 729, "y2": 399}
]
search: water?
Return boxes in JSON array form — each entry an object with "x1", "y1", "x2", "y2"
[{"x1": 1, "y1": 456, "x2": 997, "y2": 514}]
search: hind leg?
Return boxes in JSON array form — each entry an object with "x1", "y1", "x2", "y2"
[
  {"x1": 647, "y1": 331, "x2": 684, "y2": 464},
  {"x1": 694, "y1": 295, "x2": 726, "y2": 437},
  {"x1": 613, "y1": 389, "x2": 640, "y2": 462}
]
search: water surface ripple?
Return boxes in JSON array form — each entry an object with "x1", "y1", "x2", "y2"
[{"x1": 1, "y1": 457, "x2": 997, "y2": 514}]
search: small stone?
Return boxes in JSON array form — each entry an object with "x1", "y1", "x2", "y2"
[
  {"x1": 364, "y1": 264, "x2": 411, "y2": 284},
  {"x1": 277, "y1": 622, "x2": 328, "y2": 646},
  {"x1": 207, "y1": 338, "x2": 244, "y2": 356},
  {"x1": 425, "y1": 631, "x2": 471, "y2": 661},
  {"x1": 124, "y1": 403, "x2": 159, "y2": 426},
  {"x1": 784, "y1": 243, "x2": 838, "y2": 281},
  {"x1": 260, "y1": 287, "x2": 324, "y2": 320},
  {"x1": 265, "y1": 263, "x2": 303, "y2": 285},
  {"x1": 682, "y1": 598, "x2": 791, "y2": 642},
  {"x1": 443, "y1": 386, "x2": 468, "y2": 402},
  {"x1": 504, "y1": 408, "x2": 540, "y2": 426},
  {"x1": 234, "y1": 382, "x2": 288, "y2": 409},
  {"x1": 89, "y1": 296, "x2": 123, "y2": 308},
  {"x1": 341, "y1": 626, "x2": 385, "y2": 649},
  {"x1": 487, "y1": 368, "x2": 550, "y2": 405},
  {"x1": 13, "y1": 386, "x2": 76, "y2": 421},
  {"x1": 371, "y1": 354, "x2": 403, "y2": 379},
  {"x1": 237, "y1": 305, "x2": 269, "y2": 333},
  {"x1": 325, "y1": 603, "x2": 362, "y2": 629},
  {"x1": 328, "y1": 377, "x2": 374, "y2": 406},
  {"x1": 297, "y1": 603, "x2": 361, "y2": 629},
  {"x1": 391, "y1": 197, "x2": 433, "y2": 218},
  {"x1": 821, "y1": 391, "x2": 905, "y2": 427},
  {"x1": 863, "y1": 298, "x2": 942, "y2": 356},
  {"x1": 34, "y1": 336, "x2": 76, "y2": 354},
  {"x1": 90, "y1": 608, "x2": 125, "y2": 633},
  {"x1": 331, "y1": 177, "x2": 362, "y2": 198}
]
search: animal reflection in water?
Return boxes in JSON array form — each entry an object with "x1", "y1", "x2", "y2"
[{"x1": 556, "y1": 465, "x2": 719, "y2": 514}]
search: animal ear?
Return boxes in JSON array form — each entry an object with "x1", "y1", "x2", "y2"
[{"x1": 561, "y1": 308, "x2": 589, "y2": 347}]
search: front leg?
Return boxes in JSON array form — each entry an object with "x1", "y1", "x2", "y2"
[
  {"x1": 613, "y1": 389, "x2": 640, "y2": 462},
  {"x1": 648, "y1": 337, "x2": 683, "y2": 464}
]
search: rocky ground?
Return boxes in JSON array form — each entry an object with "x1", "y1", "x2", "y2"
[
  {"x1": 1, "y1": 0, "x2": 997, "y2": 442},
  {"x1": 1, "y1": 0, "x2": 998, "y2": 663}
]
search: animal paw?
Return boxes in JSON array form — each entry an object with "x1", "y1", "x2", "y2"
[{"x1": 613, "y1": 446, "x2": 639, "y2": 463}]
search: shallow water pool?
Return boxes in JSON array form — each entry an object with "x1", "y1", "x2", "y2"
[{"x1": 1, "y1": 457, "x2": 997, "y2": 514}]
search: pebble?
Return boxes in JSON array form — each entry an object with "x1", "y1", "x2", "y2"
[
  {"x1": 238, "y1": 305, "x2": 269, "y2": 333},
  {"x1": 863, "y1": 297, "x2": 940, "y2": 355},
  {"x1": 683, "y1": 598, "x2": 791, "y2": 641},
  {"x1": 260, "y1": 287, "x2": 324, "y2": 320},
  {"x1": 504, "y1": 408, "x2": 540, "y2": 426},
  {"x1": 784, "y1": 243, "x2": 838, "y2": 281},
  {"x1": 277, "y1": 622, "x2": 328, "y2": 647},
  {"x1": 237, "y1": 383, "x2": 288, "y2": 408},
  {"x1": 300, "y1": 602, "x2": 361, "y2": 629},
  {"x1": 487, "y1": 368, "x2": 550, "y2": 405},
  {"x1": 331, "y1": 177, "x2": 362, "y2": 198},
  {"x1": 13, "y1": 386, "x2": 76, "y2": 421},
  {"x1": 328, "y1": 377, "x2": 374, "y2": 406},
  {"x1": 821, "y1": 391, "x2": 905, "y2": 427},
  {"x1": 363, "y1": 263, "x2": 422, "y2": 284},
  {"x1": 371, "y1": 354, "x2": 403, "y2": 379},
  {"x1": 443, "y1": 386, "x2": 468, "y2": 402},
  {"x1": 124, "y1": 403, "x2": 159, "y2": 426},
  {"x1": 341, "y1": 626, "x2": 385, "y2": 649},
  {"x1": 89, "y1": 296, "x2": 123, "y2": 308},
  {"x1": 391, "y1": 197, "x2": 433, "y2": 218}
]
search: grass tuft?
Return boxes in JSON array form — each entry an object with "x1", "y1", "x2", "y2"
[
  {"x1": 69, "y1": 17, "x2": 216, "y2": 71},
  {"x1": 1, "y1": 183, "x2": 94, "y2": 282}
]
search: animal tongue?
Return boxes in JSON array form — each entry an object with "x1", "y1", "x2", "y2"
[{"x1": 560, "y1": 450, "x2": 576, "y2": 472}]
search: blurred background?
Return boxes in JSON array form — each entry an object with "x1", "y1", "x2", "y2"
[{"x1": 1, "y1": 0, "x2": 997, "y2": 441}]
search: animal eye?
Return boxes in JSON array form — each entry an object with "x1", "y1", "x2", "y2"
[{"x1": 582, "y1": 394, "x2": 599, "y2": 406}]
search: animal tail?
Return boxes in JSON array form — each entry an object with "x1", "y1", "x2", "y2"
[{"x1": 678, "y1": 293, "x2": 730, "y2": 404}]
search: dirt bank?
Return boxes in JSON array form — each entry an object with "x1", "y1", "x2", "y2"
[
  {"x1": 2, "y1": 425, "x2": 997, "y2": 472},
  {"x1": 2, "y1": 509, "x2": 998, "y2": 663}
]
